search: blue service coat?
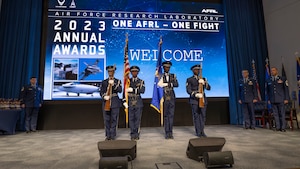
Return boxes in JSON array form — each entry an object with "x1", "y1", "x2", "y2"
[
  {"x1": 267, "y1": 76, "x2": 290, "y2": 103},
  {"x1": 127, "y1": 77, "x2": 145, "y2": 107},
  {"x1": 186, "y1": 76, "x2": 211, "y2": 105},
  {"x1": 160, "y1": 73, "x2": 178, "y2": 99},
  {"x1": 100, "y1": 78, "x2": 122, "y2": 108},
  {"x1": 20, "y1": 84, "x2": 43, "y2": 107},
  {"x1": 239, "y1": 78, "x2": 258, "y2": 103}
]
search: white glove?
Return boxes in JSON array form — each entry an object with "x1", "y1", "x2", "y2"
[
  {"x1": 104, "y1": 96, "x2": 110, "y2": 100},
  {"x1": 126, "y1": 87, "x2": 133, "y2": 93},
  {"x1": 108, "y1": 80, "x2": 114, "y2": 84},
  {"x1": 198, "y1": 79, "x2": 205, "y2": 84},
  {"x1": 195, "y1": 93, "x2": 203, "y2": 98},
  {"x1": 123, "y1": 102, "x2": 128, "y2": 108},
  {"x1": 161, "y1": 83, "x2": 168, "y2": 87}
]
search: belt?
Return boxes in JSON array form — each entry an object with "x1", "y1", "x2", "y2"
[
  {"x1": 111, "y1": 93, "x2": 118, "y2": 97},
  {"x1": 164, "y1": 87, "x2": 174, "y2": 91},
  {"x1": 128, "y1": 93, "x2": 140, "y2": 97}
]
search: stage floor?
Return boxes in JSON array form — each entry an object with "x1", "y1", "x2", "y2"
[{"x1": 0, "y1": 125, "x2": 300, "y2": 169}]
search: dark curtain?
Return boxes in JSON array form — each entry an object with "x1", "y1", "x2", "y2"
[
  {"x1": 0, "y1": 0, "x2": 43, "y2": 98},
  {"x1": 0, "y1": 0, "x2": 269, "y2": 126},
  {"x1": 223, "y1": 0, "x2": 268, "y2": 124}
]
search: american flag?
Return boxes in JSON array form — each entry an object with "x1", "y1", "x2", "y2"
[
  {"x1": 123, "y1": 34, "x2": 130, "y2": 128},
  {"x1": 252, "y1": 60, "x2": 262, "y2": 101}
]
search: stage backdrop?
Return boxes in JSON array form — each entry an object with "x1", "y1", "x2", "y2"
[{"x1": 43, "y1": 0, "x2": 229, "y2": 100}]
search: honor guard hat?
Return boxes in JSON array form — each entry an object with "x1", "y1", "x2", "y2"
[
  {"x1": 162, "y1": 61, "x2": 172, "y2": 67},
  {"x1": 130, "y1": 66, "x2": 140, "y2": 72},
  {"x1": 106, "y1": 65, "x2": 116, "y2": 71},
  {"x1": 191, "y1": 64, "x2": 201, "y2": 70}
]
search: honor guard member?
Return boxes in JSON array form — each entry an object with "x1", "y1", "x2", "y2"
[
  {"x1": 100, "y1": 66, "x2": 122, "y2": 140},
  {"x1": 124, "y1": 66, "x2": 145, "y2": 140},
  {"x1": 158, "y1": 61, "x2": 179, "y2": 139},
  {"x1": 238, "y1": 70, "x2": 258, "y2": 129},
  {"x1": 186, "y1": 65, "x2": 211, "y2": 137},
  {"x1": 20, "y1": 76, "x2": 43, "y2": 133},
  {"x1": 267, "y1": 67, "x2": 290, "y2": 132}
]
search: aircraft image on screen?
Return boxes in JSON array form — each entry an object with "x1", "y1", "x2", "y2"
[
  {"x1": 80, "y1": 59, "x2": 102, "y2": 80},
  {"x1": 57, "y1": 82, "x2": 99, "y2": 96}
]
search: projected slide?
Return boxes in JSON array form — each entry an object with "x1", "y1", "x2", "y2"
[{"x1": 43, "y1": 0, "x2": 228, "y2": 100}]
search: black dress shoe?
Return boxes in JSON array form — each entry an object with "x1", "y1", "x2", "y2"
[
  {"x1": 250, "y1": 127, "x2": 255, "y2": 130},
  {"x1": 280, "y1": 129, "x2": 286, "y2": 132},
  {"x1": 26, "y1": 131, "x2": 30, "y2": 133}
]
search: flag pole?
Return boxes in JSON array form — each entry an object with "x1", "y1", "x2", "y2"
[
  {"x1": 150, "y1": 36, "x2": 164, "y2": 127},
  {"x1": 159, "y1": 36, "x2": 164, "y2": 127},
  {"x1": 124, "y1": 33, "x2": 130, "y2": 128},
  {"x1": 251, "y1": 59, "x2": 262, "y2": 101}
]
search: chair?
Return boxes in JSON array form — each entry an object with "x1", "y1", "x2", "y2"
[
  {"x1": 284, "y1": 101, "x2": 299, "y2": 130},
  {"x1": 254, "y1": 101, "x2": 267, "y2": 128}
]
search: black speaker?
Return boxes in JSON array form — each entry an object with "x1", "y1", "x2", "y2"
[
  {"x1": 186, "y1": 137, "x2": 226, "y2": 161},
  {"x1": 99, "y1": 156, "x2": 128, "y2": 169},
  {"x1": 203, "y1": 151, "x2": 234, "y2": 168},
  {"x1": 98, "y1": 140, "x2": 137, "y2": 160}
]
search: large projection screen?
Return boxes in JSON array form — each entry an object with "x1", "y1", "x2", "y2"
[{"x1": 43, "y1": 0, "x2": 228, "y2": 100}]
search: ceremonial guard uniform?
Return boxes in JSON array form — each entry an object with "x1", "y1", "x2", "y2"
[
  {"x1": 100, "y1": 66, "x2": 122, "y2": 140},
  {"x1": 158, "y1": 61, "x2": 178, "y2": 139},
  {"x1": 186, "y1": 65, "x2": 210, "y2": 137},
  {"x1": 238, "y1": 70, "x2": 258, "y2": 129},
  {"x1": 125, "y1": 66, "x2": 145, "y2": 140},
  {"x1": 20, "y1": 77, "x2": 43, "y2": 133},
  {"x1": 267, "y1": 68, "x2": 289, "y2": 131}
]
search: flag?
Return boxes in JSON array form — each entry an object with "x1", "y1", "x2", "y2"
[
  {"x1": 281, "y1": 61, "x2": 290, "y2": 103},
  {"x1": 281, "y1": 60, "x2": 291, "y2": 102},
  {"x1": 150, "y1": 37, "x2": 164, "y2": 126},
  {"x1": 282, "y1": 63, "x2": 286, "y2": 78},
  {"x1": 265, "y1": 58, "x2": 271, "y2": 109},
  {"x1": 297, "y1": 56, "x2": 300, "y2": 106},
  {"x1": 123, "y1": 34, "x2": 130, "y2": 128},
  {"x1": 251, "y1": 60, "x2": 262, "y2": 101}
]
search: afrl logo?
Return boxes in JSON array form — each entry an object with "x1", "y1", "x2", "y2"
[
  {"x1": 55, "y1": 0, "x2": 76, "y2": 8},
  {"x1": 201, "y1": 9, "x2": 218, "y2": 14}
]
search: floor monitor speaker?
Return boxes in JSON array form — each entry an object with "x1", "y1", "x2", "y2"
[
  {"x1": 186, "y1": 137, "x2": 226, "y2": 161},
  {"x1": 203, "y1": 151, "x2": 234, "y2": 168},
  {"x1": 98, "y1": 140, "x2": 137, "y2": 161}
]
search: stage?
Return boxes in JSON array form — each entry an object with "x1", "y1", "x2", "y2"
[{"x1": 0, "y1": 125, "x2": 299, "y2": 169}]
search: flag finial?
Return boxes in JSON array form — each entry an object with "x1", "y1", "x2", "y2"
[
  {"x1": 265, "y1": 58, "x2": 269, "y2": 63},
  {"x1": 125, "y1": 33, "x2": 128, "y2": 42},
  {"x1": 159, "y1": 36, "x2": 162, "y2": 45}
]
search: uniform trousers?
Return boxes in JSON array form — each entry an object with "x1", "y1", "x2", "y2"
[
  {"x1": 129, "y1": 106, "x2": 143, "y2": 138},
  {"x1": 163, "y1": 99, "x2": 175, "y2": 137},
  {"x1": 242, "y1": 102, "x2": 255, "y2": 128},
  {"x1": 25, "y1": 107, "x2": 39, "y2": 131},
  {"x1": 103, "y1": 108, "x2": 119, "y2": 139},
  {"x1": 191, "y1": 104, "x2": 206, "y2": 136},
  {"x1": 272, "y1": 103, "x2": 286, "y2": 130}
]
